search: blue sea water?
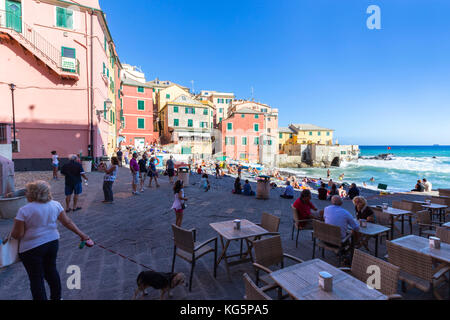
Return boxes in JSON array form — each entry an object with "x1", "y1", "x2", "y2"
[{"x1": 286, "y1": 146, "x2": 450, "y2": 192}]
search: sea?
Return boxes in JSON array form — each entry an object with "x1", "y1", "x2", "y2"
[{"x1": 286, "y1": 146, "x2": 450, "y2": 192}]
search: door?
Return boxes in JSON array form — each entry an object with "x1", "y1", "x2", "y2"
[
  {"x1": 134, "y1": 138, "x2": 145, "y2": 150},
  {"x1": 6, "y1": 0, "x2": 22, "y2": 33},
  {"x1": 181, "y1": 147, "x2": 192, "y2": 155}
]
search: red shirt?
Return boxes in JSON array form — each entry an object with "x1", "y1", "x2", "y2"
[{"x1": 293, "y1": 198, "x2": 317, "y2": 221}]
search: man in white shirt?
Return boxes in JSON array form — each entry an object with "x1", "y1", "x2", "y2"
[
  {"x1": 324, "y1": 196, "x2": 360, "y2": 241},
  {"x1": 423, "y1": 178, "x2": 432, "y2": 192}
]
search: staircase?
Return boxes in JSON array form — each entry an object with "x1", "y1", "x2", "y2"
[{"x1": 0, "y1": 10, "x2": 79, "y2": 80}]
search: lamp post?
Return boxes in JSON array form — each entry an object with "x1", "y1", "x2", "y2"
[{"x1": 9, "y1": 83, "x2": 17, "y2": 152}]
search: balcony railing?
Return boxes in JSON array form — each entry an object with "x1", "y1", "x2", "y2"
[{"x1": 0, "y1": 10, "x2": 79, "y2": 75}]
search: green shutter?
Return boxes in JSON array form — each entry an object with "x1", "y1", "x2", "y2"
[
  {"x1": 188, "y1": 119, "x2": 193, "y2": 127},
  {"x1": 227, "y1": 123, "x2": 232, "y2": 130},
  {"x1": 279, "y1": 133, "x2": 283, "y2": 139},
  {"x1": 174, "y1": 119, "x2": 179, "y2": 127},
  {"x1": 166, "y1": 94, "x2": 170, "y2": 99},
  {"x1": 185, "y1": 107, "x2": 189, "y2": 114},
  {"x1": 254, "y1": 137, "x2": 259, "y2": 145},
  {"x1": 138, "y1": 100, "x2": 145, "y2": 110},
  {"x1": 241, "y1": 114, "x2": 245, "y2": 118},
  {"x1": 103, "y1": 101, "x2": 107, "y2": 119},
  {"x1": 174, "y1": 106, "x2": 179, "y2": 113},
  {"x1": 138, "y1": 86, "x2": 144, "y2": 93},
  {"x1": 193, "y1": 108, "x2": 196, "y2": 114},
  {"x1": 255, "y1": 115, "x2": 259, "y2": 119},
  {"x1": 242, "y1": 137, "x2": 247, "y2": 145},
  {"x1": 138, "y1": 118, "x2": 145, "y2": 129},
  {"x1": 203, "y1": 109, "x2": 208, "y2": 115},
  {"x1": 254, "y1": 124, "x2": 259, "y2": 132}
]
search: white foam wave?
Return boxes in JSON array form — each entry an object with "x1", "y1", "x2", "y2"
[{"x1": 342, "y1": 156, "x2": 450, "y2": 174}]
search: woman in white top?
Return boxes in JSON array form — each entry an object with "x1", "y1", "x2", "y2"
[
  {"x1": 101, "y1": 156, "x2": 119, "y2": 204},
  {"x1": 10, "y1": 181, "x2": 91, "y2": 300},
  {"x1": 171, "y1": 180, "x2": 188, "y2": 227},
  {"x1": 51, "y1": 151, "x2": 59, "y2": 180}
]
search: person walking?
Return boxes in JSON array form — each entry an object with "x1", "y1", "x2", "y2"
[
  {"x1": 50, "y1": 151, "x2": 59, "y2": 180},
  {"x1": 116, "y1": 149, "x2": 123, "y2": 167},
  {"x1": 138, "y1": 153, "x2": 148, "y2": 192},
  {"x1": 130, "y1": 153, "x2": 140, "y2": 195},
  {"x1": 166, "y1": 155, "x2": 175, "y2": 184},
  {"x1": 101, "y1": 157, "x2": 119, "y2": 204},
  {"x1": 147, "y1": 157, "x2": 160, "y2": 188},
  {"x1": 10, "y1": 181, "x2": 91, "y2": 300},
  {"x1": 172, "y1": 180, "x2": 188, "y2": 227},
  {"x1": 60, "y1": 155, "x2": 88, "y2": 212}
]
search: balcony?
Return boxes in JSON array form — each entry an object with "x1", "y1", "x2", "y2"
[{"x1": 0, "y1": 10, "x2": 80, "y2": 80}]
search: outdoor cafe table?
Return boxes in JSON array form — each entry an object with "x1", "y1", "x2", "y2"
[
  {"x1": 421, "y1": 203, "x2": 448, "y2": 223},
  {"x1": 210, "y1": 219, "x2": 269, "y2": 277},
  {"x1": 370, "y1": 206, "x2": 411, "y2": 239},
  {"x1": 391, "y1": 235, "x2": 450, "y2": 264},
  {"x1": 354, "y1": 221, "x2": 390, "y2": 258},
  {"x1": 269, "y1": 259, "x2": 387, "y2": 300}
]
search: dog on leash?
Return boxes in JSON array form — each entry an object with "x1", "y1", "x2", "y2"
[{"x1": 133, "y1": 271, "x2": 186, "y2": 300}]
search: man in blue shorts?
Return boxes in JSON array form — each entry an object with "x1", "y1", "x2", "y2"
[{"x1": 61, "y1": 155, "x2": 88, "y2": 212}]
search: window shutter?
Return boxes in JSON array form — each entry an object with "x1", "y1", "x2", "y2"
[
  {"x1": 103, "y1": 102, "x2": 107, "y2": 119},
  {"x1": 185, "y1": 107, "x2": 189, "y2": 114}
]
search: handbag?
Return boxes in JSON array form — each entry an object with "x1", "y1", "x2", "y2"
[{"x1": 0, "y1": 233, "x2": 20, "y2": 268}]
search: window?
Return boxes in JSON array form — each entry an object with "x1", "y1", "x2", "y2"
[
  {"x1": 240, "y1": 153, "x2": 247, "y2": 160},
  {"x1": 138, "y1": 118, "x2": 145, "y2": 129},
  {"x1": 318, "y1": 132, "x2": 321, "y2": 136},
  {"x1": 268, "y1": 128, "x2": 271, "y2": 133},
  {"x1": 241, "y1": 114, "x2": 245, "y2": 118},
  {"x1": 254, "y1": 124, "x2": 259, "y2": 132},
  {"x1": 290, "y1": 134, "x2": 293, "y2": 139},
  {"x1": 227, "y1": 123, "x2": 233, "y2": 131},
  {"x1": 254, "y1": 137, "x2": 259, "y2": 145},
  {"x1": 255, "y1": 115, "x2": 259, "y2": 119},
  {"x1": 185, "y1": 107, "x2": 195, "y2": 114},
  {"x1": 138, "y1": 86, "x2": 144, "y2": 93},
  {"x1": 104, "y1": 35, "x2": 107, "y2": 52},
  {"x1": 188, "y1": 119, "x2": 193, "y2": 127},
  {"x1": 56, "y1": 7, "x2": 74, "y2": 29},
  {"x1": 103, "y1": 101, "x2": 107, "y2": 119},
  {"x1": 61, "y1": 47, "x2": 76, "y2": 72},
  {"x1": 219, "y1": 117, "x2": 222, "y2": 122},
  {"x1": 203, "y1": 109, "x2": 208, "y2": 115},
  {"x1": 242, "y1": 137, "x2": 247, "y2": 145},
  {"x1": 103, "y1": 62, "x2": 106, "y2": 75},
  {"x1": 327, "y1": 132, "x2": 330, "y2": 136},
  {"x1": 279, "y1": 133, "x2": 283, "y2": 139},
  {"x1": 309, "y1": 132, "x2": 313, "y2": 136},
  {"x1": 226, "y1": 137, "x2": 236, "y2": 145},
  {"x1": 138, "y1": 100, "x2": 145, "y2": 110},
  {"x1": 219, "y1": 108, "x2": 223, "y2": 113},
  {"x1": 166, "y1": 94, "x2": 170, "y2": 99},
  {"x1": 200, "y1": 122, "x2": 208, "y2": 128},
  {"x1": 174, "y1": 119, "x2": 179, "y2": 127},
  {"x1": 268, "y1": 140, "x2": 272, "y2": 145},
  {"x1": 174, "y1": 106, "x2": 179, "y2": 113},
  {"x1": 211, "y1": 111, "x2": 213, "y2": 116}
]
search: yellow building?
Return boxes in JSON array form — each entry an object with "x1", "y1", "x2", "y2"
[{"x1": 279, "y1": 124, "x2": 334, "y2": 153}]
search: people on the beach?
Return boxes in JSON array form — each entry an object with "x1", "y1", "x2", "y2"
[
  {"x1": 348, "y1": 183, "x2": 360, "y2": 200},
  {"x1": 370, "y1": 177, "x2": 375, "y2": 183},
  {"x1": 327, "y1": 169, "x2": 331, "y2": 179},
  {"x1": 129, "y1": 153, "x2": 140, "y2": 195},
  {"x1": 328, "y1": 183, "x2": 339, "y2": 199},
  {"x1": 280, "y1": 181, "x2": 294, "y2": 199},
  {"x1": 328, "y1": 179, "x2": 334, "y2": 188},
  {"x1": 10, "y1": 181, "x2": 91, "y2": 300},
  {"x1": 215, "y1": 163, "x2": 221, "y2": 179},
  {"x1": 138, "y1": 153, "x2": 148, "y2": 193},
  {"x1": 411, "y1": 180, "x2": 425, "y2": 192},
  {"x1": 338, "y1": 185, "x2": 347, "y2": 198},
  {"x1": 324, "y1": 196, "x2": 360, "y2": 242},
  {"x1": 172, "y1": 180, "x2": 188, "y2": 227},
  {"x1": 233, "y1": 177, "x2": 243, "y2": 194},
  {"x1": 353, "y1": 196, "x2": 375, "y2": 222},
  {"x1": 51, "y1": 151, "x2": 59, "y2": 180},
  {"x1": 200, "y1": 173, "x2": 211, "y2": 192},
  {"x1": 147, "y1": 157, "x2": 160, "y2": 188},
  {"x1": 101, "y1": 157, "x2": 119, "y2": 204},
  {"x1": 317, "y1": 183, "x2": 328, "y2": 201},
  {"x1": 292, "y1": 189, "x2": 322, "y2": 228},
  {"x1": 60, "y1": 155, "x2": 87, "y2": 212},
  {"x1": 422, "y1": 178, "x2": 432, "y2": 192},
  {"x1": 339, "y1": 173, "x2": 344, "y2": 181},
  {"x1": 166, "y1": 155, "x2": 175, "y2": 184},
  {"x1": 237, "y1": 164, "x2": 243, "y2": 179},
  {"x1": 243, "y1": 180, "x2": 255, "y2": 196}
]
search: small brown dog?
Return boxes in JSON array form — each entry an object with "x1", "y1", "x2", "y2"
[{"x1": 133, "y1": 271, "x2": 185, "y2": 300}]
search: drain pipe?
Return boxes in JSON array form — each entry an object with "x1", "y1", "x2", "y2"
[{"x1": 89, "y1": 9, "x2": 94, "y2": 158}]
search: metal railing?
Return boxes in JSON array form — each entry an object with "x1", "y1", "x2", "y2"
[{"x1": 0, "y1": 10, "x2": 79, "y2": 75}]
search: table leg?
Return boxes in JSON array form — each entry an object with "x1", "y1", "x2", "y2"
[
  {"x1": 375, "y1": 235, "x2": 379, "y2": 258},
  {"x1": 245, "y1": 238, "x2": 254, "y2": 262},
  {"x1": 217, "y1": 237, "x2": 231, "y2": 278},
  {"x1": 391, "y1": 217, "x2": 395, "y2": 239},
  {"x1": 401, "y1": 214, "x2": 405, "y2": 235}
]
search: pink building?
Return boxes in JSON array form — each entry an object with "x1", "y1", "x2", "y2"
[{"x1": 0, "y1": 0, "x2": 119, "y2": 170}]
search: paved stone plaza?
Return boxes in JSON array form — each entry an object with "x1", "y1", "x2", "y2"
[{"x1": 0, "y1": 168, "x2": 444, "y2": 300}]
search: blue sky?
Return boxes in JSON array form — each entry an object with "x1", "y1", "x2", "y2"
[{"x1": 101, "y1": 0, "x2": 450, "y2": 145}]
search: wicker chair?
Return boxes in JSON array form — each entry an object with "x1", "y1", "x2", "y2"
[
  {"x1": 291, "y1": 205, "x2": 313, "y2": 248},
  {"x1": 244, "y1": 212, "x2": 281, "y2": 255},
  {"x1": 252, "y1": 235, "x2": 303, "y2": 299},
  {"x1": 416, "y1": 210, "x2": 442, "y2": 238},
  {"x1": 312, "y1": 220, "x2": 352, "y2": 267},
  {"x1": 392, "y1": 201, "x2": 417, "y2": 234},
  {"x1": 340, "y1": 249, "x2": 402, "y2": 299},
  {"x1": 431, "y1": 197, "x2": 450, "y2": 218},
  {"x1": 171, "y1": 224, "x2": 218, "y2": 291},
  {"x1": 436, "y1": 227, "x2": 450, "y2": 244},
  {"x1": 386, "y1": 241, "x2": 450, "y2": 300},
  {"x1": 372, "y1": 207, "x2": 393, "y2": 242},
  {"x1": 243, "y1": 273, "x2": 272, "y2": 300}
]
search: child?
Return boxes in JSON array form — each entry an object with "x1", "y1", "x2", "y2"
[
  {"x1": 51, "y1": 151, "x2": 59, "y2": 180},
  {"x1": 243, "y1": 180, "x2": 255, "y2": 196},
  {"x1": 201, "y1": 173, "x2": 211, "y2": 192},
  {"x1": 172, "y1": 180, "x2": 188, "y2": 227}
]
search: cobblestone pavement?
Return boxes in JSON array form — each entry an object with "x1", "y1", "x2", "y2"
[{"x1": 0, "y1": 168, "x2": 445, "y2": 300}]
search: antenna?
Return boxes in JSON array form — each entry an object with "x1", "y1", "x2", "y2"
[{"x1": 251, "y1": 86, "x2": 254, "y2": 101}]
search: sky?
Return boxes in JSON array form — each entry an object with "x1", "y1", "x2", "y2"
[{"x1": 100, "y1": 0, "x2": 450, "y2": 146}]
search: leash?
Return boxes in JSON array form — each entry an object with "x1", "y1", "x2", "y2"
[{"x1": 93, "y1": 241, "x2": 155, "y2": 271}]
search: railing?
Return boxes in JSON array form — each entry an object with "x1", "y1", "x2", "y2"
[{"x1": 0, "y1": 10, "x2": 79, "y2": 75}]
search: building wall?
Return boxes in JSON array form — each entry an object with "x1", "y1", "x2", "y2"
[
  {"x1": 158, "y1": 85, "x2": 191, "y2": 112},
  {"x1": 121, "y1": 84, "x2": 157, "y2": 146},
  {"x1": 295, "y1": 130, "x2": 334, "y2": 145}
]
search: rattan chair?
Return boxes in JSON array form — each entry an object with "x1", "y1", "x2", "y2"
[
  {"x1": 431, "y1": 197, "x2": 450, "y2": 218},
  {"x1": 436, "y1": 227, "x2": 450, "y2": 244},
  {"x1": 244, "y1": 212, "x2": 281, "y2": 255},
  {"x1": 386, "y1": 240, "x2": 450, "y2": 300},
  {"x1": 171, "y1": 224, "x2": 218, "y2": 291},
  {"x1": 392, "y1": 201, "x2": 417, "y2": 234},
  {"x1": 243, "y1": 273, "x2": 272, "y2": 300},
  {"x1": 312, "y1": 220, "x2": 352, "y2": 267},
  {"x1": 291, "y1": 205, "x2": 313, "y2": 248},
  {"x1": 372, "y1": 207, "x2": 393, "y2": 242},
  {"x1": 340, "y1": 249, "x2": 402, "y2": 299},
  {"x1": 416, "y1": 210, "x2": 442, "y2": 238},
  {"x1": 252, "y1": 235, "x2": 303, "y2": 299}
]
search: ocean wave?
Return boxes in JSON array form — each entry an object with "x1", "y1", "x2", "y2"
[{"x1": 342, "y1": 156, "x2": 450, "y2": 173}]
